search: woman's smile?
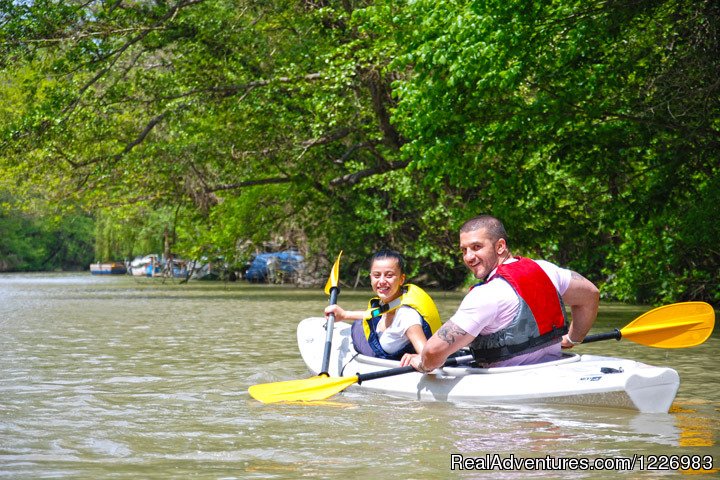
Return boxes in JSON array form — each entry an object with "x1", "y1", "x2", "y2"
[{"x1": 370, "y1": 258, "x2": 405, "y2": 303}]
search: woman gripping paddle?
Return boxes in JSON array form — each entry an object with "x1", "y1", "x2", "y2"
[{"x1": 324, "y1": 250, "x2": 441, "y2": 360}]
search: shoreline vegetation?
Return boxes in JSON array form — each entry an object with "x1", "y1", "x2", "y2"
[{"x1": 1, "y1": 1, "x2": 717, "y2": 307}]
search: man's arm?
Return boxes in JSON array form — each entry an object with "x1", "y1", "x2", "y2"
[
  {"x1": 561, "y1": 271, "x2": 600, "y2": 346},
  {"x1": 409, "y1": 320, "x2": 475, "y2": 372}
]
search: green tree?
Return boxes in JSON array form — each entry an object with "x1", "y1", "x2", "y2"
[
  {"x1": 0, "y1": 0, "x2": 717, "y2": 303},
  {"x1": 0, "y1": 192, "x2": 94, "y2": 271},
  {"x1": 376, "y1": 0, "x2": 719, "y2": 301}
]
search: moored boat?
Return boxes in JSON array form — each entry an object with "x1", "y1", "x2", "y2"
[
  {"x1": 296, "y1": 317, "x2": 681, "y2": 413},
  {"x1": 128, "y1": 254, "x2": 161, "y2": 277},
  {"x1": 127, "y1": 254, "x2": 191, "y2": 278},
  {"x1": 89, "y1": 262, "x2": 127, "y2": 275}
]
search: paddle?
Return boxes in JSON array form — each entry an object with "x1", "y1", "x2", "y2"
[
  {"x1": 319, "y1": 251, "x2": 342, "y2": 376},
  {"x1": 582, "y1": 301, "x2": 715, "y2": 348},
  {"x1": 249, "y1": 355, "x2": 475, "y2": 404}
]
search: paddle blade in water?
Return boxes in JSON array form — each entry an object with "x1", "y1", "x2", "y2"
[
  {"x1": 620, "y1": 302, "x2": 715, "y2": 348},
  {"x1": 249, "y1": 374, "x2": 359, "y2": 403}
]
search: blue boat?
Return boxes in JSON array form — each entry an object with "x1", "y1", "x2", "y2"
[{"x1": 244, "y1": 251, "x2": 304, "y2": 283}]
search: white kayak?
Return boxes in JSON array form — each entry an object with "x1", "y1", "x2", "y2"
[{"x1": 297, "y1": 317, "x2": 681, "y2": 413}]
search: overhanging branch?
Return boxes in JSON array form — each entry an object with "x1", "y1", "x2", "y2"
[
  {"x1": 209, "y1": 177, "x2": 295, "y2": 192},
  {"x1": 330, "y1": 160, "x2": 409, "y2": 187},
  {"x1": 61, "y1": 0, "x2": 205, "y2": 120},
  {"x1": 66, "y1": 110, "x2": 171, "y2": 168},
  {"x1": 163, "y1": 73, "x2": 323, "y2": 102}
]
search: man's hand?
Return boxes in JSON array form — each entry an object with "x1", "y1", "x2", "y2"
[
  {"x1": 561, "y1": 334, "x2": 582, "y2": 349},
  {"x1": 400, "y1": 353, "x2": 433, "y2": 372}
]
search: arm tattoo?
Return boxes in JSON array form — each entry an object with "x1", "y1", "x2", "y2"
[
  {"x1": 437, "y1": 321, "x2": 468, "y2": 346},
  {"x1": 570, "y1": 270, "x2": 587, "y2": 281}
]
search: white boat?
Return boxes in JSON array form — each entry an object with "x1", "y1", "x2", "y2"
[
  {"x1": 89, "y1": 262, "x2": 127, "y2": 275},
  {"x1": 127, "y1": 254, "x2": 190, "y2": 278},
  {"x1": 128, "y1": 254, "x2": 161, "y2": 277},
  {"x1": 296, "y1": 317, "x2": 681, "y2": 413}
]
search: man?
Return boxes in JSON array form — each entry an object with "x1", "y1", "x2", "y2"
[{"x1": 401, "y1": 215, "x2": 599, "y2": 372}]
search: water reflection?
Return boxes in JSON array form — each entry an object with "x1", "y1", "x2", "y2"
[{"x1": 444, "y1": 404, "x2": 682, "y2": 452}]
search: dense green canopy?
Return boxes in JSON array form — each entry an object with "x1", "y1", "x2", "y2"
[{"x1": 1, "y1": 0, "x2": 717, "y2": 304}]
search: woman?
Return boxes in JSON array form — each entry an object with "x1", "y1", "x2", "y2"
[{"x1": 324, "y1": 250, "x2": 442, "y2": 360}]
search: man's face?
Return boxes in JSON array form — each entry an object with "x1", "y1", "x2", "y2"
[{"x1": 459, "y1": 228, "x2": 505, "y2": 279}]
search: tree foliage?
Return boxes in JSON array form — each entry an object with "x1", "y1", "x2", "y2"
[
  {"x1": 0, "y1": 0, "x2": 717, "y2": 303},
  {"x1": 0, "y1": 192, "x2": 94, "y2": 271},
  {"x1": 380, "y1": 0, "x2": 718, "y2": 302}
]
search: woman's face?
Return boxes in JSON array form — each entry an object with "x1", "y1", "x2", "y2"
[{"x1": 369, "y1": 257, "x2": 405, "y2": 303}]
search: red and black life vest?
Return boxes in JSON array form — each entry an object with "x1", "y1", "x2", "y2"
[{"x1": 469, "y1": 257, "x2": 568, "y2": 363}]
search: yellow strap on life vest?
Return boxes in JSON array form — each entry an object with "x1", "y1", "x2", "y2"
[{"x1": 361, "y1": 284, "x2": 441, "y2": 338}]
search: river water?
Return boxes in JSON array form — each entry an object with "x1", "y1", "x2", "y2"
[{"x1": 0, "y1": 273, "x2": 718, "y2": 479}]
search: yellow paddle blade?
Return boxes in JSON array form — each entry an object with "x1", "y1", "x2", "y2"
[
  {"x1": 324, "y1": 251, "x2": 343, "y2": 295},
  {"x1": 248, "y1": 374, "x2": 359, "y2": 404},
  {"x1": 620, "y1": 302, "x2": 715, "y2": 348}
]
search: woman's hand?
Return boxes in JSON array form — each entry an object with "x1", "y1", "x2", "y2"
[
  {"x1": 324, "y1": 304, "x2": 347, "y2": 321},
  {"x1": 400, "y1": 353, "x2": 418, "y2": 367}
]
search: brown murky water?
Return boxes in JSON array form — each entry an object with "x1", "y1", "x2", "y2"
[{"x1": 1, "y1": 273, "x2": 717, "y2": 478}]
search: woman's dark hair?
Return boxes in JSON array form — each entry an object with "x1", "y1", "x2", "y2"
[{"x1": 370, "y1": 249, "x2": 406, "y2": 274}]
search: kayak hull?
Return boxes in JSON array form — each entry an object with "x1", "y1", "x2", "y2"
[{"x1": 297, "y1": 317, "x2": 680, "y2": 413}]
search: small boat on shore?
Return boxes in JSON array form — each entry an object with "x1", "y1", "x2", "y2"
[
  {"x1": 296, "y1": 317, "x2": 681, "y2": 413},
  {"x1": 127, "y1": 254, "x2": 190, "y2": 278},
  {"x1": 89, "y1": 262, "x2": 127, "y2": 275},
  {"x1": 128, "y1": 254, "x2": 161, "y2": 277}
]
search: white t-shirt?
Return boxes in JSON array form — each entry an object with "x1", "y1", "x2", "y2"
[
  {"x1": 449, "y1": 258, "x2": 572, "y2": 366},
  {"x1": 378, "y1": 305, "x2": 423, "y2": 354}
]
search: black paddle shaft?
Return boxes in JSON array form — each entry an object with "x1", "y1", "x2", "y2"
[
  {"x1": 320, "y1": 286, "x2": 340, "y2": 375},
  {"x1": 582, "y1": 328, "x2": 622, "y2": 344},
  {"x1": 356, "y1": 355, "x2": 474, "y2": 384}
]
